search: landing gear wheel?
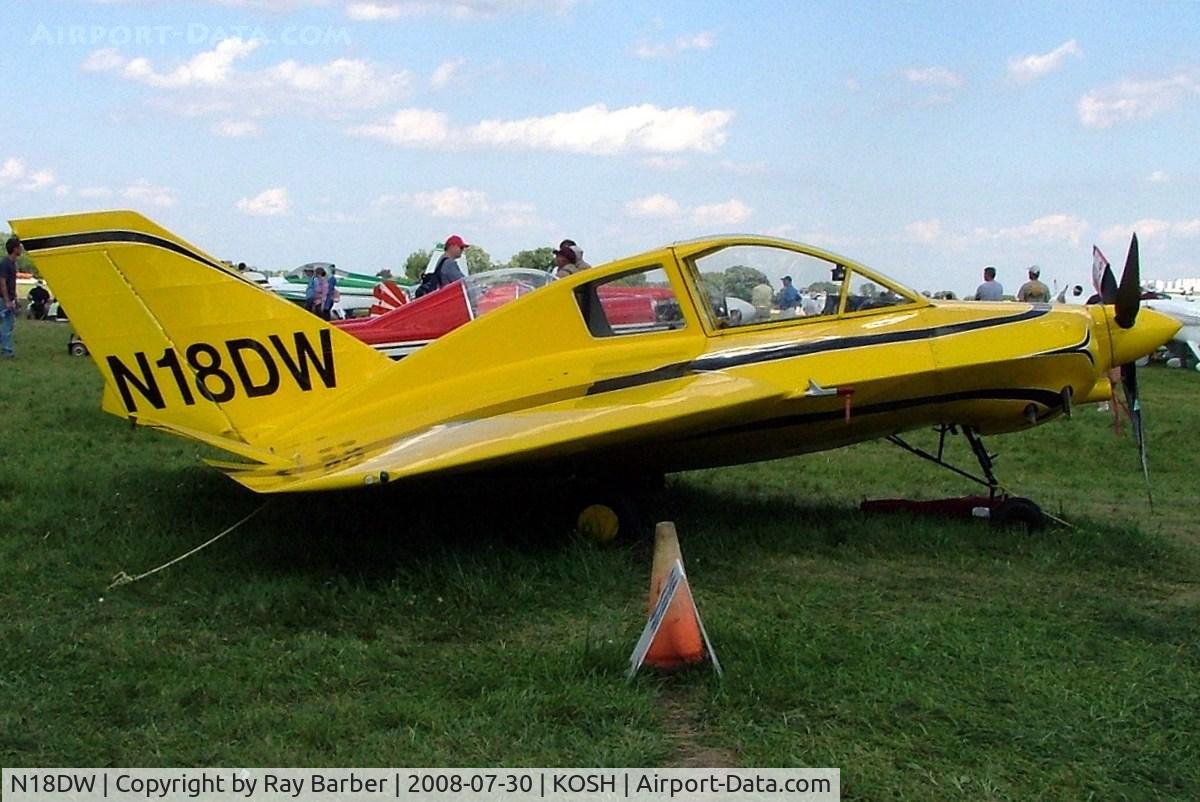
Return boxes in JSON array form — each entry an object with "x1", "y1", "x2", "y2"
[
  {"x1": 577, "y1": 504, "x2": 621, "y2": 544},
  {"x1": 68, "y1": 341, "x2": 89, "y2": 357},
  {"x1": 990, "y1": 497, "x2": 1046, "y2": 532},
  {"x1": 571, "y1": 484, "x2": 648, "y2": 544}
]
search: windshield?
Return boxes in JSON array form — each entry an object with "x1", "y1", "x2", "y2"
[
  {"x1": 464, "y1": 268, "x2": 556, "y2": 318},
  {"x1": 689, "y1": 243, "x2": 918, "y2": 328}
]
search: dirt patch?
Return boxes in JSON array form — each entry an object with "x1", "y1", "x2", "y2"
[{"x1": 659, "y1": 687, "x2": 738, "y2": 768}]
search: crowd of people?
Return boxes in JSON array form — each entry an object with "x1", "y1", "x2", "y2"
[
  {"x1": 972, "y1": 264, "x2": 1088, "y2": 303},
  {"x1": 304, "y1": 265, "x2": 339, "y2": 320},
  {"x1": 408, "y1": 236, "x2": 591, "y2": 303}
]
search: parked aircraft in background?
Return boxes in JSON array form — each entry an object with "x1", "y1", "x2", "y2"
[
  {"x1": 1142, "y1": 293, "x2": 1200, "y2": 370},
  {"x1": 264, "y1": 262, "x2": 396, "y2": 318}
]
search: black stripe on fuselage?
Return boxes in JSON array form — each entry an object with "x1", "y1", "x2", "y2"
[
  {"x1": 20, "y1": 230, "x2": 225, "y2": 271},
  {"x1": 1039, "y1": 327, "x2": 1095, "y2": 365},
  {"x1": 587, "y1": 307, "x2": 1052, "y2": 395},
  {"x1": 690, "y1": 387, "x2": 1065, "y2": 441}
]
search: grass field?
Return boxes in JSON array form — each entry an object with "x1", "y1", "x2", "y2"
[{"x1": 2, "y1": 319, "x2": 1198, "y2": 799}]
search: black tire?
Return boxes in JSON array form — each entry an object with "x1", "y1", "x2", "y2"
[
  {"x1": 991, "y1": 497, "x2": 1046, "y2": 532},
  {"x1": 68, "y1": 341, "x2": 89, "y2": 357}
]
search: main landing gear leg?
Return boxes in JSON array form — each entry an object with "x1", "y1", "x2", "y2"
[{"x1": 886, "y1": 426, "x2": 1046, "y2": 531}]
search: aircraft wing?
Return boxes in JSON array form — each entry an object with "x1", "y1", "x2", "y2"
[{"x1": 214, "y1": 370, "x2": 788, "y2": 493}]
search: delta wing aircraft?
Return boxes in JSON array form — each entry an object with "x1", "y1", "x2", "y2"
[{"x1": 10, "y1": 211, "x2": 1179, "y2": 528}]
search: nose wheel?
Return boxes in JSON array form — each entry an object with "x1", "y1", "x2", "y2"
[
  {"x1": 990, "y1": 496, "x2": 1046, "y2": 531},
  {"x1": 886, "y1": 425, "x2": 1046, "y2": 531}
]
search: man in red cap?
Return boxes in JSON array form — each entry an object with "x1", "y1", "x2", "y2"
[{"x1": 416, "y1": 234, "x2": 469, "y2": 297}]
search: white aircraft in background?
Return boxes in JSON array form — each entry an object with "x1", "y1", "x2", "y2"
[
  {"x1": 1142, "y1": 293, "x2": 1200, "y2": 370},
  {"x1": 1091, "y1": 245, "x2": 1200, "y2": 371}
]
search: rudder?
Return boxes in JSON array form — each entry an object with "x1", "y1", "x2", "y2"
[{"x1": 10, "y1": 210, "x2": 394, "y2": 453}]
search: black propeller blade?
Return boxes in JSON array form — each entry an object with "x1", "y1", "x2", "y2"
[
  {"x1": 1105, "y1": 232, "x2": 1150, "y2": 503},
  {"x1": 1114, "y1": 234, "x2": 1141, "y2": 329},
  {"x1": 1120, "y1": 361, "x2": 1152, "y2": 506}
]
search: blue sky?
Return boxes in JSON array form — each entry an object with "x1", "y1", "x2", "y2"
[{"x1": 3, "y1": 0, "x2": 1198, "y2": 296}]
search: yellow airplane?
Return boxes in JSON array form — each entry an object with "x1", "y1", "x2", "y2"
[{"x1": 9, "y1": 211, "x2": 1178, "y2": 531}]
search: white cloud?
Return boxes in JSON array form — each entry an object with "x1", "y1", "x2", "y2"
[
  {"x1": 904, "y1": 219, "x2": 943, "y2": 244},
  {"x1": 237, "y1": 187, "x2": 289, "y2": 216},
  {"x1": 84, "y1": 39, "x2": 413, "y2": 123},
  {"x1": 77, "y1": 186, "x2": 114, "y2": 199},
  {"x1": 352, "y1": 103, "x2": 733, "y2": 154},
  {"x1": 467, "y1": 103, "x2": 732, "y2": 153},
  {"x1": 213, "y1": 119, "x2": 260, "y2": 137},
  {"x1": 263, "y1": 58, "x2": 409, "y2": 109},
  {"x1": 623, "y1": 194, "x2": 751, "y2": 227},
  {"x1": 691, "y1": 199, "x2": 752, "y2": 228},
  {"x1": 894, "y1": 65, "x2": 965, "y2": 108},
  {"x1": 720, "y1": 160, "x2": 768, "y2": 175},
  {"x1": 490, "y1": 201, "x2": 540, "y2": 229},
  {"x1": 346, "y1": 2, "x2": 405, "y2": 18},
  {"x1": 641, "y1": 156, "x2": 688, "y2": 171},
  {"x1": 124, "y1": 179, "x2": 176, "y2": 207},
  {"x1": 378, "y1": 186, "x2": 544, "y2": 228},
  {"x1": 1101, "y1": 218, "x2": 1200, "y2": 243},
  {"x1": 990, "y1": 214, "x2": 1089, "y2": 247},
  {"x1": 903, "y1": 66, "x2": 963, "y2": 88},
  {"x1": 306, "y1": 211, "x2": 364, "y2": 224},
  {"x1": 349, "y1": 108, "x2": 452, "y2": 146},
  {"x1": 117, "y1": 38, "x2": 261, "y2": 89},
  {"x1": 1008, "y1": 39, "x2": 1082, "y2": 84},
  {"x1": 185, "y1": 0, "x2": 326, "y2": 8},
  {"x1": 346, "y1": 1, "x2": 578, "y2": 20},
  {"x1": 0, "y1": 157, "x2": 59, "y2": 193},
  {"x1": 635, "y1": 32, "x2": 715, "y2": 59},
  {"x1": 905, "y1": 214, "x2": 1089, "y2": 248},
  {"x1": 0, "y1": 158, "x2": 23, "y2": 183},
  {"x1": 1078, "y1": 69, "x2": 1200, "y2": 128},
  {"x1": 625, "y1": 194, "x2": 681, "y2": 218},
  {"x1": 1148, "y1": 170, "x2": 1170, "y2": 184},
  {"x1": 431, "y1": 58, "x2": 464, "y2": 90},
  {"x1": 81, "y1": 48, "x2": 125, "y2": 73},
  {"x1": 26, "y1": 170, "x2": 57, "y2": 191},
  {"x1": 409, "y1": 187, "x2": 489, "y2": 218}
]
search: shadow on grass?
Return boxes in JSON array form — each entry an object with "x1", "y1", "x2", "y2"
[{"x1": 102, "y1": 464, "x2": 1191, "y2": 593}]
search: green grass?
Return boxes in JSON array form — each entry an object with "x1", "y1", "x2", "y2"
[{"x1": 2, "y1": 320, "x2": 1199, "y2": 799}]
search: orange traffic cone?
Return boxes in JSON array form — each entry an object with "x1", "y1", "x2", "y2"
[
  {"x1": 644, "y1": 522, "x2": 705, "y2": 669},
  {"x1": 625, "y1": 522, "x2": 721, "y2": 680}
]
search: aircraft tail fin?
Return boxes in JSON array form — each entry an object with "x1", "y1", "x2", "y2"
[{"x1": 9, "y1": 210, "x2": 395, "y2": 453}]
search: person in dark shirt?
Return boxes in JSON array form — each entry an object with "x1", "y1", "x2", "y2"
[
  {"x1": 0, "y1": 237, "x2": 22, "y2": 357},
  {"x1": 28, "y1": 280, "x2": 50, "y2": 319},
  {"x1": 776, "y1": 275, "x2": 801, "y2": 310},
  {"x1": 416, "y1": 235, "x2": 469, "y2": 297}
]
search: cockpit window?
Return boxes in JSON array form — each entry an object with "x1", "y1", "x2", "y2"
[
  {"x1": 842, "y1": 269, "x2": 916, "y2": 313},
  {"x1": 574, "y1": 265, "x2": 686, "y2": 337},
  {"x1": 689, "y1": 245, "x2": 847, "y2": 328}
]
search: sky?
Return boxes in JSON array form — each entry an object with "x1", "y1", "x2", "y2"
[{"x1": 3, "y1": 0, "x2": 1199, "y2": 296}]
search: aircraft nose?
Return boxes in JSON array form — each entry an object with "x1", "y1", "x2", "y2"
[{"x1": 1108, "y1": 307, "x2": 1181, "y2": 367}]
